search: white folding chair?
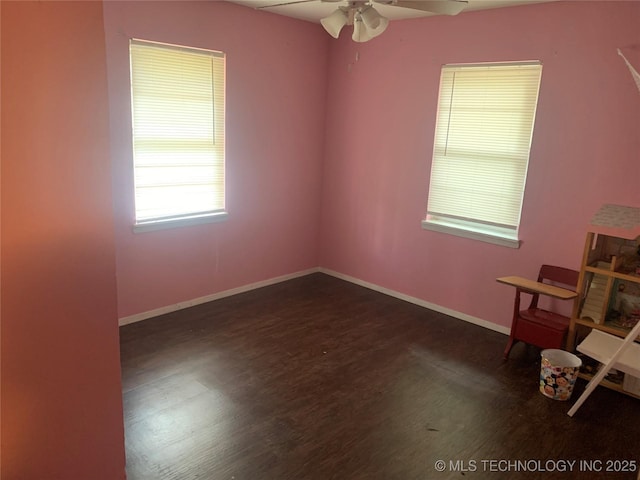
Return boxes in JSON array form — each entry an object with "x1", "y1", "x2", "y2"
[{"x1": 568, "y1": 319, "x2": 640, "y2": 417}]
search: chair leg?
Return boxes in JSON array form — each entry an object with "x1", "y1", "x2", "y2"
[
  {"x1": 567, "y1": 362, "x2": 613, "y2": 417},
  {"x1": 504, "y1": 337, "x2": 516, "y2": 359}
]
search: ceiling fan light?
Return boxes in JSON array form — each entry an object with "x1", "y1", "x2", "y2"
[
  {"x1": 359, "y1": 5, "x2": 387, "y2": 31},
  {"x1": 352, "y1": 17, "x2": 374, "y2": 43},
  {"x1": 367, "y1": 16, "x2": 388, "y2": 38},
  {"x1": 320, "y1": 8, "x2": 349, "y2": 39}
]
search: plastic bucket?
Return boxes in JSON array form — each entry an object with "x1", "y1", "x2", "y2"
[{"x1": 539, "y1": 349, "x2": 582, "y2": 401}]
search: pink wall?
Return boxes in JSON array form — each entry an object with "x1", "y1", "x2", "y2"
[
  {"x1": 0, "y1": 1, "x2": 636, "y2": 476},
  {"x1": 320, "y1": 1, "x2": 640, "y2": 329},
  {"x1": 103, "y1": 1, "x2": 329, "y2": 319},
  {"x1": 1, "y1": 2, "x2": 125, "y2": 478}
]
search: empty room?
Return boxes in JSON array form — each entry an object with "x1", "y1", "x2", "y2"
[{"x1": 2, "y1": 0, "x2": 640, "y2": 479}]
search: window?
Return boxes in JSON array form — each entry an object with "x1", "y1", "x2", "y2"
[
  {"x1": 129, "y1": 39, "x2": 226, "y2": 231},
  {"x1": 423, "y1": 61, "x2": 543, "y2": 248}
]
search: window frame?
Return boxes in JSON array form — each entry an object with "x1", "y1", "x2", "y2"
[
  {"x1": 129, "y1": 39, "x2": 227, "y2": 233},
  {"x1": 422, "y1": 61, "x2": 543, "y2": 248}
]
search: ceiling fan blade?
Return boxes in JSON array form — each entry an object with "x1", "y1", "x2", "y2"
[
  {"x1": 256, "y1": 0, "x2": 343, "y2": 7},
  {"x1": 256, "y1": 0, "x2": 316, "y2": 9},
  {"x1": 379, "y1": 0, "x2": 468, "y2": 15}
]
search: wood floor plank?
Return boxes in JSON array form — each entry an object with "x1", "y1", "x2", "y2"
[{"x1": 120, "y1": 273, "x2": 640, "y2": 480}]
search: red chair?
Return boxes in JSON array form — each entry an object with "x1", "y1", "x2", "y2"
[{"x1": 504, "y1": 265, "x2": 579, "y2": 359}]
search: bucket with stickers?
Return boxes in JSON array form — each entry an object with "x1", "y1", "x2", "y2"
[{"x1": 539, "y1": 349, "x2": 582, "y2": 401}]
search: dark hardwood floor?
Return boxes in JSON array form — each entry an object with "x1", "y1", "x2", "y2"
[{"x1": 120, "y1": 273, "x2": 640, "y2": 480}]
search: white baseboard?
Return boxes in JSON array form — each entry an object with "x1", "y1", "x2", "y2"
[
  {"x1": 118, "y1": 267, "x2": 320, "y2": 326},
  {"x1": 319, "y1": 268, "x2": 510, "y2": 336},
  {"x1": 119, "y1": 266, "x2": 509, "y2": 336}
]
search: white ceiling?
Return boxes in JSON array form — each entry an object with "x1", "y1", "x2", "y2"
[{"x1": 225, "y1": 0, "x2": 554, "y2": 23}]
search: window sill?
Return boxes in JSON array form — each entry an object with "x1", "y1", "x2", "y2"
[
  {"x1": 134, "y1": 212, "x2": 228, "y2": 233},
  {"x1": 421, "y1": 218, "x2": 521, "y2": 249}
]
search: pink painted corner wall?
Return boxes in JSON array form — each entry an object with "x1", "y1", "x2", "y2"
[
  {"x1": 103, "y1": 1, "x2": 329, "y2": 319},
  {"x1": 1, "y1": 2, "x2": 125, "y2": 478},
  {"x1": 320, "y1": 1, "x2": 640, "y2": 329}
]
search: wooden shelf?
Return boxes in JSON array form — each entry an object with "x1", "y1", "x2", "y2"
[
  {"x1": 567, "y1": 229, "x2": 640, "y2": 400},
  {"x1": 573, "y1": 318, "x2": 636, "y2": 338},
  {"x1": 577, "y1": 372, "x2": 640, "y2": 400},
  {"x1": 584, "y1": 265, "x2": 640, "y2": 284}
]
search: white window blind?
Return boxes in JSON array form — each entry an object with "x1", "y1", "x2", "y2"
[
  {"x1": 425, "y1": 62, "x2": 542, "y2": 243},
  {"x1": 129, "y1": 39, "x2": 225, "y2": 225}
]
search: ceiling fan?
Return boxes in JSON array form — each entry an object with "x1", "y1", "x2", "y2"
[{"x1": 258, "y1": 0, "x2": 468, "y2": 42}]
